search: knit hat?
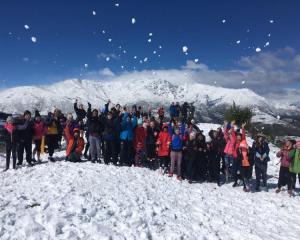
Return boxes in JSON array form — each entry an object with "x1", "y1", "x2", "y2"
[{"x1": 6, "y1": 116, "x2": 13, "y2": 123}]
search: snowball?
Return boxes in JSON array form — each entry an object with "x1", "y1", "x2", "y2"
[
  {"x1": 84, "y1": 64, "x2": 88, "y2": 68},
  {"x1": 121, "y1": 65, "x2": 124, "y2": 69},
  {"x1": 115, "y1": 3, "x2": 120, "y2": 7},
  {"x1": 194, "y1": 59, "x2": 199, "y2": 63},
  {"x1": 143, "y1": 57, "x2": 148, "y2": 62},
  {"x1": 242, "y1": 81, "x2": 245, "y2": 85},
  {"x1": 131, "y1": 18, "x2": 136, "y2": 24},
  {"x1": 108, "y1": 38, "x2": 112, "y2": 42},
  {"x1": 182, "y1": 46, "x2": 188, "y2": 53},
  {"x1": 158, "y1": 54, "x2": 161, "y2": 57},
  {"x1": 255, "y1": 47, "x2": 261, "y2": 52},
  {"x1": 118, "y1": 46, "x2": 122, "y2": 49},
  {"x1": 31, "y1": 37, "x2": 37, "y2": 43},
  {"x1": 265, "y1": 42, "x2": 270, "y2": 47},
  {"x1": 106, "y1": 57, "x2": 110, "y2": 62},
  {"x1": 148, "y1": 38, "x2": 152, "y2": 43},
  {"x1": 236, "y1": 40, "x2": 241, "y2": 44},
  {"x1": 214, "y1": 81, "x2": 217, "y2": 84},
  {"x1": 277, "y1": 115, "x2": 280, "y2": 120},
  {"x1": 246, "y1": 29, "x2": 250, "y2": 33},
  {"x1": 139, "y1": 60, "x2": 143, "y2": 64},
  {"x1": 268, "y1": 33, "x2": 271, "y2": 37},
  {"x1": 153, "y1": 51, "x2": 157, "y2": 54},
  {"x1": 123, "y1": 50, "x2": 127, "y2": 54},
  {"x1": 222, "y1": 19, "x2": 226, "y2": 23},
  {"x1": 149, "y1": 33, "x2": 153, "y2": 36},
  {"x1": 92, "y1": 10, "x2": 96, "y2": 16},
  {"x1": 102, "y1": 30, "x2": 106, "y2": 34},
  {"x1": 134, "y1": 56, "x2": 137, "y2": 59},
  {"x1": 269, "y1": 19, "x2": 274, "y2": 23},
  {"x1": 158, "y1": 45, "x2": 162, "y2": 49},
  {"x1": 24, "y1": 25, "x2": 30, "y2": 30}
]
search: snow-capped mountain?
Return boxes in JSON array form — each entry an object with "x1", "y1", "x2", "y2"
[{"x1": 0, "y1": 72, "x2": 297, "y2": 126}]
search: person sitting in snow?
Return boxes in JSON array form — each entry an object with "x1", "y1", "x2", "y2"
[{"x1": 64, "y1": 125, "x2": 85, "y2": 162}]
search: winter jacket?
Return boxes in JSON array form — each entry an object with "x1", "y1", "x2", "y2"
[
  {"x1": 146, "y1": 126, "x2": 159, "y2": 145},
  {"x1": 74, "y1": 102, "x2": 87, "y2": 122},
  {"x1": 4, "y1": 123, "x2": 17, "y2": 145},
  {"x1": 158, "y1": 108, "x2": 164, "y2": 117},
  {"x1": 238, "y1": 138, "x2": 249, "y2": 167},
  {"x1": 133, "y1": 126, "x2": 147, "y2": 150},
  {"x1": 33, "y1": 121, "x2": 47, "y2": 140},
  {"x1": 102, "y1": 118, "x2": 119, "y2": 141},
  {"x1": 254, "y1": 141, "x2": 270, "y2": 164},
  {"x1": 184, "y1": 139, "x2": 199, "y2": 160},
  {"x1": 223, "y1": 127, "x2": 237, "y2": 156},
  {"x1": 65, "y1": 126, "x2": 85, "y2": 157},
  {"x1": 168, "y1": 123, "x2": 185, "y2": 151},
  {"x1": 120, "y1": 113, "x2": 137, "y2": 141},
  {"x1": 288, "y1": 148, "x2": 300, "y2": 174},
  {"x1": 87, "y1": 106, "x2": 103, "y2": 137},
  {"x1": 16, "y1": 120, "x2": 35, "y2": 143},
  {"x1": 276, "y1": 149, "x2": 291, "y2": 168},
  {"x1": 156, "y1": 131, "x2": 171, "y2": 157},
  {"x1": 45, "y1": 115, "x2": 61, "y2": 135},
  {"x1": 169, "y1": 105, "x2": 176, "y2": 117}
]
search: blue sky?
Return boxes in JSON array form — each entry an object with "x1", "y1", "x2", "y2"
[{"x1": 0, "y1": 0, "x2": 300, "y2": 89}]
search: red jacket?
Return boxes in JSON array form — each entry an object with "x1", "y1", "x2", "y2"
[
  {"x1": 156, "y1": 131, "x2": 171, "y2": 157},
  {"x1": 133, "y1": 126, "x2": 147, "y2": 150},
  {"x1": 33, "y1": 121, "x2": 47, "y2": 140},
  {"x1": 64, "y1": 126, "x2": 85, "y2": 157}
]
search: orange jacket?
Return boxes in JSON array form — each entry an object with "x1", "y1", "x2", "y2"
[
  {"x1": 64, "y1": 126, "x2": 85, "y2": 157},
  {"x1": 239, "y1": 139, "x2": 249, "y2": 167}
]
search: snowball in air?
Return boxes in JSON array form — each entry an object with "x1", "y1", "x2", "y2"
[
  {"x1": 255, "y1": 47, "x2": 261, "y2": 52},
  {"x1": 242, "y1": 81, "x2": 245, "y2": 85},
  {"x1": 236, "y1": 40, "x2": 241, "y2": 44},
  {"x1": 194, "y1": 59, "x2": 199, "y2": 63},
  {"x1": 108, "y1": 38, "x2": 112, "y2": 42},
  {"x1": 106, "y1": 57, "x2": 110, "y2": 62},
  {"x1": 149, "y1": 33, "x2": 153, "y2": 36},
  {"x1": 222, "y1": 19, "x2": 226, "y2": 23},
  {"x1": 24, "y1": 25, "x2": 30, "y2": 30},
  {"x1": 31, "y1": 37, "x2": 37, "y2": 43},
  {"x1": 269, "y1": 20, "x2": 274, "y2": 23},
  {"x1": 131, "y1": 18, "x2": 136, "y2": 24},
  {"x1": 115, "y1": 3, "x2": 120, "y2": 7},
  {"x1": 277, "y1": 115, "x2": 280, "y2": 120},
  {"x1": 265, "y1": 42, "x2": 270, "y2": 47},
  {"x1": 84, "y1": 64, "x2": 88, "y2": 68},
  {"x1": 144, "y1": 57, "x2": 148, "y2": 62},
  {"x1": 92, "y1": 11, "x2": 96, "y2": 16},
  {"x1": 148, "y1": 38, "x2": 152, "y2": 43},
  {"x1": 182, "y1": 46, "x2": 188, "y2": 53}
]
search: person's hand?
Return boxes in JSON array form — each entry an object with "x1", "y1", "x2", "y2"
[
  {"x1": 88, "y1": 102, "x2": 91, "y2": 108},
  {"x1": 242, "y1": 122, "x2": 246, "y2": 128}
]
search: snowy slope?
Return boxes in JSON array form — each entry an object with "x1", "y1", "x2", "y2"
[{"x1": 0, "y1": 123, "x2": 299, "y2": 240}]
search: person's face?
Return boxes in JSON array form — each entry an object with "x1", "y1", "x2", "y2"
[
  {"x1": 92, "y1": 111, "x2": 98, "y2": 117},
  {"x1": 74, "y1": 131, "x2": 79, "y2": 138},
  {"x1": 213, "y1": 131, "x2": 218, "y2": 138},
  {"x1": 107, "y1": 114, "x2": 112, "y2": 120},
  {"x1": 24, "y1": 114, "x2": 31, "y2": 121},
  {"x1": 150, "y1": 121, "x2": 155, "y2": 128},
  {"x1": 190, "y1": 134, "x2": 195, "y2": 140},
  {"x1": 163, "y1": 127, "x2": 168, "y2": 132},
  {"x1": 258, "y1": 137, "x2": 263, "y2": 143},
  {"x1": 237, "y1": 135, "x2": 242, "y2": 142},
  {"x1": 175, "y1": 129, "x2": 180, "y2": 135},
  {"x1": 79, "y1": 104, "x2": 84, "y2": 110},
  {"x1": 285, "y1": 140, "x2": 292, "y2": 149},
  {"x1": 35, "y1": 116, "x2": 41, "y2": 122}
]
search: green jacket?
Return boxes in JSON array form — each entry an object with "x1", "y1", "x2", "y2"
[{"x1": 288, "y1": 149, "x2": 300, "y2": 174}]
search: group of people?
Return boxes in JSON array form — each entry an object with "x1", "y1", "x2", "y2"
[{"x1": 2, "y1": 100, "x2": 300, "y2": 195}]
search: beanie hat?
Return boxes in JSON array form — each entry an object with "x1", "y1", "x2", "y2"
[{"x1": 6, "y1": 116, "x2": 13, "y2": 123}]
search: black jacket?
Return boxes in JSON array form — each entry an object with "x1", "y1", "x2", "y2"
[
  {"x1": 16, "y1": 120, "x2": 34, "y2": 143},
  {"x1": 74, "y1": 102, "x2": 87, "y2": 122}
]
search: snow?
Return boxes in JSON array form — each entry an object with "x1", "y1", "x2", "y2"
[
  {"x1": 242, "y1": 81, "x2": 245, "y2": 85},
  {"x1": 158, "y1": 45, "x2": 162, "y2": 49},
  {"x1": 102, "y1": 30, "x2": 106, "y2": 34},
  {"x1": 84, "y1": 64, "x2": 88, "y2": 68},
  {"x1": 277, "y1": 115, "x2": 281, "y2": 120},
  {"x1": 236, "y1": 40, "x2": 241, "y2": 44},
  {"x1": 143, "y1": 57, "x2": 148, "y2": 62},
  {"x1": 0, "y1": 123, "x2": 299, "y2": 239},
  {"x1": 182, "y1": 46, "x2": 188, "y2": 53},
  {"x1": 115, "y1": 3, "x2": 120, "y2": 7},
  {"x1": 265, "y1": 42, "x2": 270, "y2": 47},
  {"x1": 269, "y1": 19, "x2": 274, "y2": 23},
  {"x1": 222, "y1": 19, "x2": 226, "y2": 23},
  {"x1": 255, "y1": 47, "x2": 261, "y2": 52},
  {"x1": 153, "y1": 51, "x2": 157, "y2": 55},
  {"x1": 131, "y1": 18, "x2": 136, "y2": 24},
  {"x1": 105, "y1": 57, "x2": 110, "y2": 62},
  {"x1": 24, "y1": 24, "x2": 30, "y2": 30},
  {"x1": 31, "y1": 36, "x2": 37, "y2": 43},
  {"x1": 92, "y1": 10, "x2": 96, "y2": 16},
  {"x1": 268, "y1": 33, "x2": 271, "y2": 37},
  {"x1": 149, "y1": 33, "x2": 153, "y2": 36},
  {"x1": 194, "y1": 59, "x2": 199, "y2": 63},
  {"x1": 108, "y1": 38, "x2": 112, "y2": 42},
  {"x1": 148, "y1": 38, "x2": 152, "y2": 43}
]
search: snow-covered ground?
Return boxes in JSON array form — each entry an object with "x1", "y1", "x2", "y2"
[{"x1": 0, "y1": 123, "x2": 300, "y2": 240}]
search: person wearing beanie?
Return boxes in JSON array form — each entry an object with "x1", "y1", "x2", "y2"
[
  {"x1": 3, "y1": 116, "x2": 17, "y2": 170},
  {"x1": 16, "y1": 110, "x2": 34, "y2": 167},
  {"x1": 133, "y1": 118, "x2": 147, "y2": 167},
  {"x1": 64, "y1": 126, "x2": 85, "y2": 162},
  {"x1": 156, "y1": 124, "x2": 171, "y2": 174}
]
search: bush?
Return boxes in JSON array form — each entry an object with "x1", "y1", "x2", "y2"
[{"x1": 224, "y1": 102, "x2": 253, "y2": 127}]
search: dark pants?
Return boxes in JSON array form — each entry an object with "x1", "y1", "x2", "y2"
[
  {"x1": 277, "y1": 166, "x2": 289, "y2": 189},
  {"x1": 241, "y1": 166, "x2": 251, "y2": 188},
  {"x1": 6, "y1": 142, "x2": 17, "y2": 169},
  {"x1": 47, "y1": 134, "x2": 58, "y2": 157},
  {"x1": 84, "y1": 132, "x2": 90, "y2": 156},
  {"x1": 158, "y1": 156, "x2": 169, "y2": 170},
  {"x1": 17, "y1": 140, "x2": 32, "y2": 165},
  {"x1": 67, "y1": 152, "x2": 81, "y2": 162},
  {"x1": 120, "y1": 140, "x2": 133, "y2": 166},
  {"x1": 146, "y1": 143, "x2": 156, "y2": 159},
  {"x1": 288, "y1": 172, "x2": 297, "y2": 190},
  {"x1": 208, "y1": 153, "x2": 220, "y2": 183},
  {"x1": 186, "y1": 151, "x2": 198, "y2": 181},
  {"x1": 255, "y1": 162, "x2": 268, "y2": 188},
  {"x1": 199, "y1": 152, "x2": 208, "y2": 180},
  {"x1": 232, "y1": 158, "x2": 241, "y2": 183},
  {"x1": 104, "y1": 141, "x2": 117, "y2": 164}
]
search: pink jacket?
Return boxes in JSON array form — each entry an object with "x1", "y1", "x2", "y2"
[
  {"x1": 224, "y1": 127, "x2": 236, "y2": 156},
  {"x1": 34, "y1": 121, "x2": 47, "y2": 140},
  {"x1": 276, "y1": 149, "x2": 291, "y2": 168}
]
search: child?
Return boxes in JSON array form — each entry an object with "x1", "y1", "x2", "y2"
[
  {"x1": 65, "y1": 125, "x2": 85, "y2": 162},
  {"x1": 32, "y1": 112, "x2": 47, "y2": 163},
  {"x1": 275, "y1": 140, "x2": 293, "y2": 193},
  {"x1": 184, "y1": 131, "x2": 199, "y2": 183},
  {"x1": 156, "y1": 124, "x2": 171, "y2": 174},
  {"x1": 3, "y1": 116, "x2": 17, "y2": 171},
  {"x1": 133, "y1": 119, "x2": 147, "y2": 167},
  {"x1": 238, "y1": 138, "x2": 251, "y2": 192},
  {"x1": 287, "y1": 140, "x2": 300, "y2": 196}
]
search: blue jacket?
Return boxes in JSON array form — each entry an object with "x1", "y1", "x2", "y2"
[
  {"x1": 168, "y1": 123, "x2": 185, "y2": 151},
  {"x1": 169, "y1": 105, "x2": 176, "y2": 116},
  {"x1": 120, "y1": 113, "x2": 137, "y2": 141}
]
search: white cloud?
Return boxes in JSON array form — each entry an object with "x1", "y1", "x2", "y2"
[{"x1": 99, "y1": 68, "x2": 115, "y2": 77}]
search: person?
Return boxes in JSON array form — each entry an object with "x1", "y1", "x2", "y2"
[
  {"x1": 3, "y1": 116, "x2": 17, "y2": 171},
  {"x1": 184, "y1": 131, "x2": 199, "y2": 183},
  {"x1": 45, "y1": 111, "x2": 61, "y2": 162},
  {"x1": 223, "y1": 121, "x2": 236, "y2": 183},
  {"x1": 207, "y1": 130, "x2": 221, "y2": 185},
  {"x1": 197, "y1": 131, "x2": 207, "y2": 181},
  {"x1": 156, "y1": 123, "x2": 171, "y2": 174},
  {"x1": 169, "y1": 102, "x2": 176, "y2": 119},
  {"x1": 133, "y1": 118, "x2": 147, "y2": 167},
  {"x1": 275, "y1": 140, "x2": 293, "y2": 193},
  {"x1": 74, "y1": 99, "x2": 87, "y2": 122},
  {"x1": 64, "y1": 126, "x2": 85, "y2": 162},
  {"x1": 287, "y1": 140, "x2": 300, "y2": 196},
  {"x1": 16, "y1": 110, "x2": 34, "y2": 167},
  {"x1": 32, "y1": 111, "x2": 47, "y2": 163},
  {"x1": 120, "y1": 112, "x2": 137, "y2": 166},
  {"x1": 87, "y1": 102, "x2": 103, "y2": 163},
  {"x1": 253, "y1": 134, "x2": 270, "y2": 191},
  {"x1": 168, "y1": 121, "x2": 185, "y2": 180},
  {"x1": 102, "y1": 111, "x2": 119, "y2": 165},
  {"x1": 175, "y1": 102, "x2": 180, "y2": 118},
  {"x1": 157, "y1": 106, "x2": 165, "y2": 124},
  {"x1": 181, "y1": 102, "x2": 189, "y2": 123},
  {"x1": 146, "y1": 120, "x2": 159, "y2": 169}
]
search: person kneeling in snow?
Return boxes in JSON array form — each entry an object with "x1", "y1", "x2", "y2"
[{"x1": 64, "y1": 125, "x2": 85, "y2": 162}]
